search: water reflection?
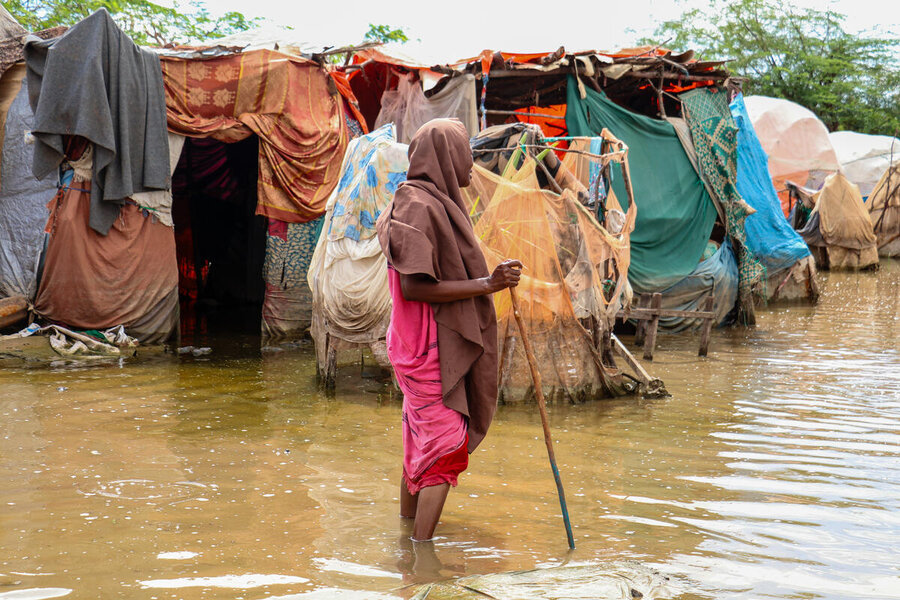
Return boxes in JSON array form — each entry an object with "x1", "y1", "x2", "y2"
[{"x1": 0, "y1": 263, "x2": 897, "y2": 599}]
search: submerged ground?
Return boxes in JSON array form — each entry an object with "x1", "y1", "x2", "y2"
[{"x1": 1, "y1": 262, "x2": 898, "y2": 600}]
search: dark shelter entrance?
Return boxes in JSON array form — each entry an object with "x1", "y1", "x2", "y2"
[{"x1": 172, "y1": 136, "x2": 267, "y2": 344}]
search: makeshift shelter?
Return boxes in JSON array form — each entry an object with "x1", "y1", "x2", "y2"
[
  {"x1": 788, "y1": 173, "x2": 878, "y2": 270},
  {"x1": 2, "y1": 10, "x2": 357, "y2": 344},
  {"x1": 867, "y1": 162, "x2": 900, "y2": 257},
  {"x1": 308, "y1": 124, "x2": 408, "y2": 382},
  {"x1": 343, "y1": 46, "x2": 472, "y2": 137},
  {"x1": 22, "y1": 10, "x2": 179, "y2": 342},
  {"x1": 829, "y1": 130, "x2": 900, "y2": 199},
  {"x1": 729, "y1": 94, "x2": 817, "y2": 302},
  {"x1": 158, "y1": 41, "x2": 356, "y2": 340},
  {"x1": 565, "y1": 81, "x2": 759, "y2": 327},
  {"x1": 406, "y1": 47, "x2": 761, "y2": 330},
  {"x1": 744, "y1": 95, "x2": 840, "y2": 215}
]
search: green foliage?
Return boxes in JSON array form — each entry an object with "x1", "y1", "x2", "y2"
[
  {"x1": 644, "y1": 0, "x2": 900, "y2": 135},
  {"x1": 364, "y1": 23, "x2": 408, "y2": 44},
  {"x1": 3, "y1": 0, "x2": 260, "y2": 46}
]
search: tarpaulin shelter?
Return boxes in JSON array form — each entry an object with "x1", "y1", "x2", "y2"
[
  {"x1": 308, "y1": 124, "x2": 408, "y2": 383},
  {"x1": 867, "y1": 162, "x2": 900, "y2": 257},
  {"x1": 829, "y1": 130, "x2": 900, "y2": 199},
  {"x1": 20, "y1": 10, "x2": 179, "y2": 342},
  {"x1": 788, "y1": 172, "x2": 878, "y2": 270},
  {"x1": 729, "y1": 94, "x2": 817, "y2": 302},
  {"x1": 744, "y1": 95, "x2": 840, "y2": 215},
  {"x1": 565, "y1": 82, "x2": 766, "y2": 327},
  {"x1": 0, "y1": 10, "x2": 61, "y2": 303}
]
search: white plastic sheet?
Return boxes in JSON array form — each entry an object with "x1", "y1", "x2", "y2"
[{"x1": 829, "y1": 130, "x2": 900, "y2": 198}]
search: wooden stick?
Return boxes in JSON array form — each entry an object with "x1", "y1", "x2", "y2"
[
  {"x1": 481, "y1": 109, "x2": 567, "y2": 121},
  {"x1": 623, "y1": 70, "x2": 727, "y2": 82},
  {"x1": 509, "y1": 287, "x2": 575, "y2": 550},
  {"x1": 618, "y1": 307, "x2": 716, "y2": 320},
  {"x1": 610, "y1": 333, "x2": 651, "y2": 387},
  {"x1": 806, "y1": 257, "x2": 820, "y2": 303}
]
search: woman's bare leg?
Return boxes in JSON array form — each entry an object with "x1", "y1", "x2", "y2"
[
  {"x1": 400, "y1": 475, "x2": 418, "y2": 518},
  {"x1": 412, "y1": 483, "x2": 450, "y2": 541}
]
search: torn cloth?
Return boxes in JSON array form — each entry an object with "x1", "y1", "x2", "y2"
[{"x1": 24, "y1": 8, "x2": 170, "y2": 235}]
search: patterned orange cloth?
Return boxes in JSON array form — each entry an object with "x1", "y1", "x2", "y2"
[{"x1": 160, "y1": 50, "x2": 348, "y2": 223}]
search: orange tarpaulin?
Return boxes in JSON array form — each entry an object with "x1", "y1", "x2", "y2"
[
  {"x1": 513, "y1": 104, "x2": 568, "y2": 140},
  {"x1": 160, "y1": 49, "x2": 347, "y2": 223}
]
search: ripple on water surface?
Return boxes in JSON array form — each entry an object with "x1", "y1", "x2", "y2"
[{"x1": 0, "y1": 265, "x2": 898, "y2": 599}]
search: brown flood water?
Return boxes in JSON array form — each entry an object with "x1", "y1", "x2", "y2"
[{"x1": 1, "y1": 262, "x2": 898, "y2": 600}]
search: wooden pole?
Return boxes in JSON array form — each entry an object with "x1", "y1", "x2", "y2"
[
  {"x1": 642, "y1": 293, "x2": 662, "y2": 361},
  {"x1": 633, "y1": 293, "x2": 650, "y2": 346},
  {"x1": 611, "y1": 333, "x2": 652, "y2": 387},
  {"x1": 509, "y1": 287, "x2": 575, "y2": 550},
  {"x1": 481, "y1": 109, "x2": 567, "y2": 121},
  {"x1": 698, "y1": 295, "x2": 715, "y2": 357}
]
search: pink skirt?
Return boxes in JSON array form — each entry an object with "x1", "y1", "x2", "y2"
[{"x1": 387, "y1": 266, "x2": 468, "y2": 494}]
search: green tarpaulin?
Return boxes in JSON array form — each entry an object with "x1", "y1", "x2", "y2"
[{"x1": 565, "y1": 77, "x2": 717, "y2": 291}]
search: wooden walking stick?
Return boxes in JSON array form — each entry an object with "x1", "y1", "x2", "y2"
[{"x1": 509, "y1": 286, "x2": 576, "y2": 550}]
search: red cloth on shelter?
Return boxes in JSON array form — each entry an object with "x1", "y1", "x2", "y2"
[
  {"x1": 329, "y1": 70, "x2": 369, "y2": 134},
  {"x1": 160, "y1": 49, "x2": 347, "y2": 223}
]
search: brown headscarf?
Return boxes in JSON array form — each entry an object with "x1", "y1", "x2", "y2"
[{"x1": 376, "y1": 119, "x2": 498, "y2": 453}]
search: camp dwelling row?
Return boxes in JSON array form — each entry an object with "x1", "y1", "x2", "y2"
[{"x1": 1, "y1": 8, "x2": 897, "y2": 398}]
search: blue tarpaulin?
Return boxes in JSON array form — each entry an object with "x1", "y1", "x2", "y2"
[
  {"x1": 652, "y1": 238, "x2": 739, "y2": 332},
  {"x1": 730, "y1": 94, "x2": 810, "y2": 274}
]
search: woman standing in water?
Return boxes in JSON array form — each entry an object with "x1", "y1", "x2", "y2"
[{"x1": 376, "y1": 119, "x2": 522, "y2": 542}]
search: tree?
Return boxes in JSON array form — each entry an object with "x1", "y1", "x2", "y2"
[
  {"x1": 644, "y1": 0, "x2": 900, "y2": 135},
  {"x1": 364, "y1": 23, "x2": 408, "y2": 45},
  {"x1": 3, "y1": 0, "x2": 260, "y2": 46}
]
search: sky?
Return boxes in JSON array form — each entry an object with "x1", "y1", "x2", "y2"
[{"x1": 193, "y1": 0, "x2": 899, "y2": 63}]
